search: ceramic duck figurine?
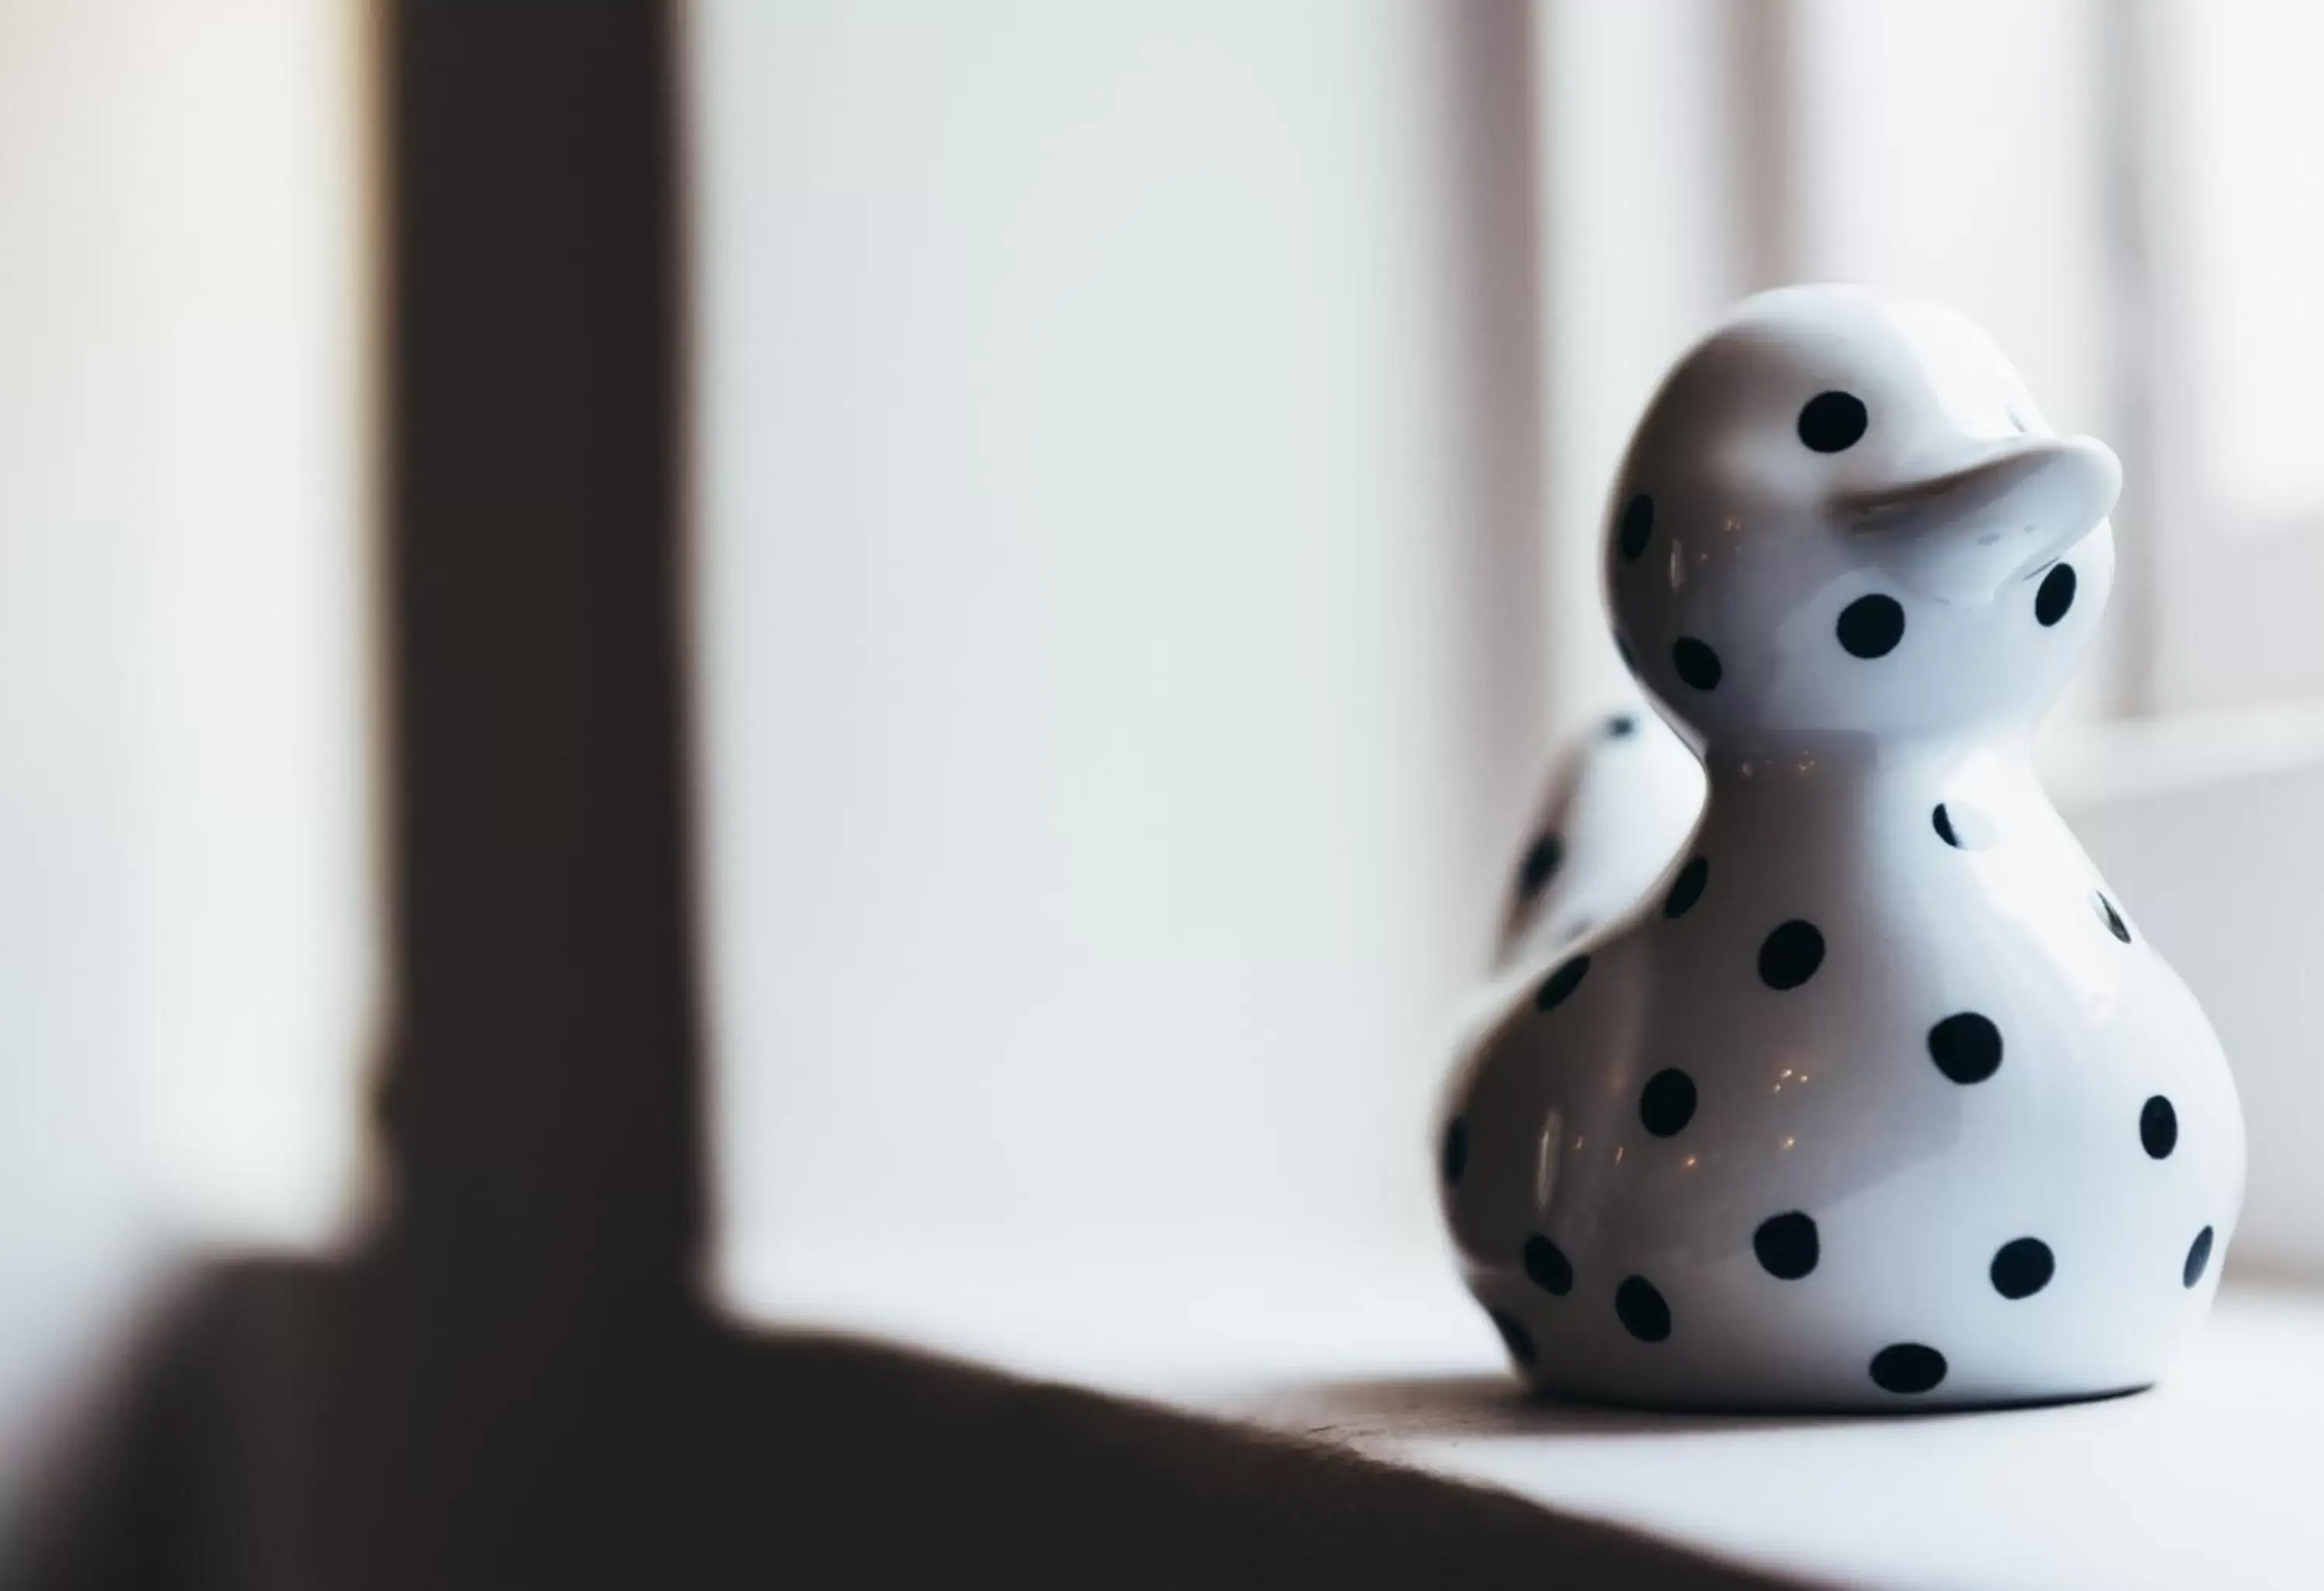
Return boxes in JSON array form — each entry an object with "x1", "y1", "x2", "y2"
[
  {"x1": 1496, "y1": 696, "x2": 1703, "y2": 973},
  {"x1": 1437, "y1": 285, "x2": 2245, "y2": 1411}
]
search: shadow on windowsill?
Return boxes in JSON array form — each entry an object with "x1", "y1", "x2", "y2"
[{"x1": 13, "y1": 1255, "x2": 1803, "y2": 1591}]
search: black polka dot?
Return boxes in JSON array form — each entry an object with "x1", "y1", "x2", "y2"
[
  {"x1": 1757, "y1": 919, "x2": 1825, "y2": 990},
  {"x1": 2184, "y1": 1226, "x2": 2215, "y2": 1289},
  {"x1": 1662, "y1": 856, "x2": 1710, "y2": 919},
  {"x1": 1990, "y1": 1237, "x2": 2054, "y2": 1299},
  {"x1": 1672, "y1": 637, "x2": 1722, "y2": 691},
  {"x1": 1933, "y1": 802, "x2": 1996, "y2": 850},
  {"x1": 1798, "y1": 391, "x2": 1868, "y2": 453},
  {"x1": 1605, "y1": 713, "x2": 1638, "y2": 738},
  {"x1": 1441, "y1": 1117, "x2": 1467, "y2": 1187},
  {"x1": 2141, "y1": 1095, "x2": 2178, "y2": 1160},
  {"x1": 1614, "y1": 1276, "x2": 1671, "y2": 1343},
  {"x1": 1835, "y1": 594, "x2": 1906, "y2": 658},
  {"x1": 1927, "y1": 1012, "x2": 2003, "y2": 1084},
  {"x1": 1638, "y1": 1069, "x2": 1697, "y2": 1138},
  {"x1": 2094, "y1": 891, "x2": 2132, "y2": 944},
  {"x1": 1522, "y1": 1234, "x2": 1574, "y2": 1297},
  {"x1": 1533, "y1": 955, "x2": 1590, "y2": 1012},
  {"x1": 1489, "y1": 1307, "x2": 1536, "y2": 1366},
  {"x1": 1933, "y1": 804, "x2": 1961, "y2": 847},
  {"x1": 2036, "y1": 562, "x2": 2078, "y2": 627},
  {"x1": 1618, "y1": 494, "x2": 1655, "y2": 562},
  {"x1": 1752, "y1": 1211, "x2": 1819, "y2": 1280},
  {"x1": 1868, "y1": 1342, "x2": 1947, "y2": 1394},
  {"x1": 1516, "y1": 833, "x2": 1563, "y2": 900}
]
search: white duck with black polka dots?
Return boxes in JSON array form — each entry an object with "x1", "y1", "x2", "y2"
[{"x1": 1436, "y1": 285, "x2": 2246, "y2": 1410}]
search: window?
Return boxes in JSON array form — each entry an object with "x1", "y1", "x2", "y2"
[
  {"x1": 0, "y1": 0, "x2": 374, "y2": 1454},
  {"x1": 693, "y1": 0, "x2": 2324, "y2": 1323}
]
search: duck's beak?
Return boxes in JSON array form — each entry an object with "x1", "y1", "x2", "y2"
[{"x1": 1840, "y1": 435, "x2": 2121, "y2": 605}]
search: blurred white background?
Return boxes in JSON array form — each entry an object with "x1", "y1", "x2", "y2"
[
  {"x1": 0, "y1": 0, "x2": 374, "y2": 1481},
  {"x1": 688, "y1": 0, "x2": 1551, "y2": 1314}
]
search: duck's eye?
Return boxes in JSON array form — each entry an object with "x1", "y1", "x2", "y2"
[{"x1": 1797, "y1": 390, "x2": 1868, "y2": 453}]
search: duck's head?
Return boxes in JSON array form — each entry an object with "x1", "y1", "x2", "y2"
[{"x1": 1606, "y1": 285, "x2": 2118, "y2": 753}]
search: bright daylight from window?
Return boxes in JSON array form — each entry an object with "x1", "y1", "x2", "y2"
[{"x1": 8, "y1": 3, "x2": 2324, "y2": 1588}]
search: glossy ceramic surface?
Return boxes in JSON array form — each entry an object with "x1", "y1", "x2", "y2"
[
  {"x1": 1497, "y1": 696, "x2": 1703, "y2": 972},
  {"x1": 1438, "y1": 286, "x2": 2246, "y2": 1410}
]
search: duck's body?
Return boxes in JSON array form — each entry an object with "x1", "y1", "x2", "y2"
[
  {"x1": 1439, "y1": 287, "x2": 2244, "y2": 1409},
  {"x1": 1446, "y1": 738, "x2": 2240, "y2": 1408}
]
